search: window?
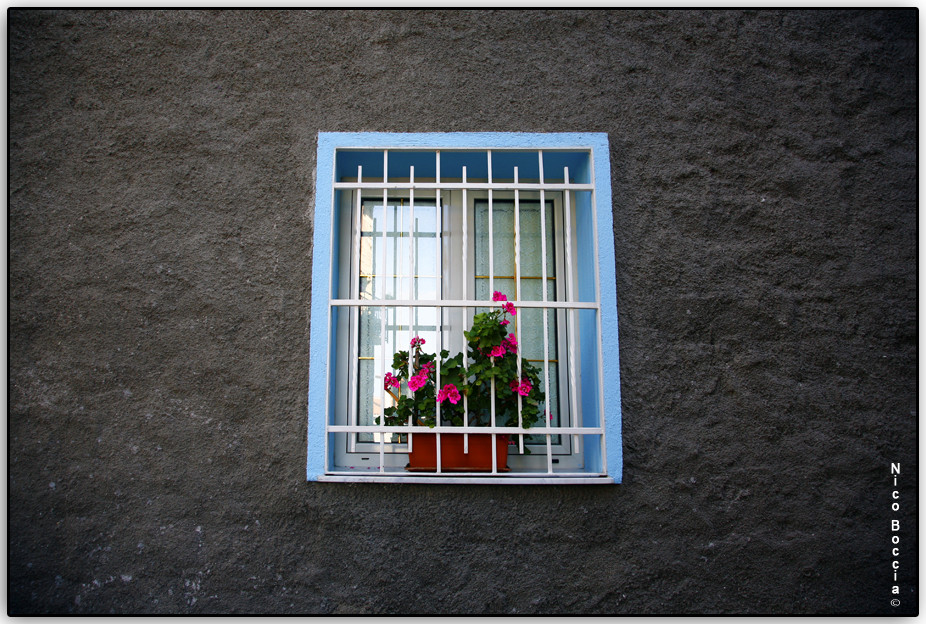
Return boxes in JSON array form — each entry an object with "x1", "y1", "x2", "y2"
[{"x1": 307, "y1": 133, "x2": 622, "y2": 484}]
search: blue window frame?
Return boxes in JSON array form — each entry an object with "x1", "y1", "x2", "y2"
[{"x1": 307, "y1": 132, "x2": 622, "y2": 484}]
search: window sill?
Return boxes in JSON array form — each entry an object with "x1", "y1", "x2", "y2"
[
  {"x1": 317, "y1": 474, "x2": 614, "y2": 485},
  {"x1": 318, "y1": 466, "x2": 614, "y2": 484}
]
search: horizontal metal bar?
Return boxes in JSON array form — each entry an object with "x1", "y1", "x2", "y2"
[
  {"x1": 319, "y1": 474, "x2": 614, "y2": 485},
  {"x1": 327, "y1": 425, "x2": 603, "y2": 435},
  {"x1": 330, "y1": 298, "x2": 598, "y2": 310},
  {"x1": 334, "y1": 181, "x2": 593, "y2": 191},
  {"x1": 360, "y1": 274, "x2": 442, "y2": 279},
  {"x1": 336, "y1": 146, "x2": 594, "y2": 153},
  {"x1": 475, "y1": 275, "x2": 556, "y2": 280}
]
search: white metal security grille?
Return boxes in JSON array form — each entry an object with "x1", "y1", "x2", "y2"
[{"x1": 321, "y1": 147, "x2": 610, "y2": 484}]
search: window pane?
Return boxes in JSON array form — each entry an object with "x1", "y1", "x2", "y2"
[
  {"x1": 360, "y1": 198, "x2": 437, "y2": 301},
  {"x1": 357, "y1": 197, "x2": 440, "y2": 447},
  {"x1": 474, "y1": 198, "x2": 555, "y2": 302},
  {"x1": 525, "y1": 360, "x2": 562, "y2": 446},
  {"x1": 517, "y1": 197, "x2": 557, "y2": 287},
  {"x1": 357, "y1": 357, "x2": 378, "y2": 443}
]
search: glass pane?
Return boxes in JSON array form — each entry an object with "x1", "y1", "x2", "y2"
[
  {"x1": 516, "y1": 306, "x2": 553, "y2": 361},
  {"x1": 475, "y1": 198, "x2": 555, "y2": 302},
  {"x1": 360, "y1": 198, "x2": 437, "y2": 301},
  {"x1": 358, "y1": 306, "x2": 398, "y2": 443},
  {"x1": 473, "y1": 202, "x2": 491, "y2": 284},
  {"x1": 475, "y1": 277, "x2": 515, "y2": 303},
  {"x1": 358, "y1": 307, "x2": 382, "y2": 358},
  {"x1": 357, "y1": 358, "x2": 378, "y2": 443},
  {"x1": 492, "y1": 204, "x2": 515, "y2": 274},
  {"x1": 517, "y1": 198, "x2": 557, "y2": 285},
  {"x1": 525, "y1": 361, "x2": 561, "y2": 446},
  {"x1": 356, "y1": 196, "x2": 440, "y2": 448},
  {"x1": 474, "y1": 200, "x2": 512, "y2": 282}
]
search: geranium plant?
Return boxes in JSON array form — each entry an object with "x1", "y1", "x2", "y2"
[{"x1": 377, "y1": 292, "x2": 546, "y2": 438}]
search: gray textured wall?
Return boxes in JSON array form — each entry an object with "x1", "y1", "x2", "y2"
[{"x1": 9, "y1": 9, "x2": 917, "y2": 615}]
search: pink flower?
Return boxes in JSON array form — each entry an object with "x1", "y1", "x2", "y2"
[
  {"x1": 492, "y1": 291, "x2": 507, "y2": 302},
  {"x1": 384, "y1": 372, "x2": 402, "y2": 389},
  {"x1": 420, "y1": 361, "x2": 435, "y2": 374},
  {"x1": 408, "y1": 373, "x2": 427, "y2": 392},
  {"x1": 490, "y1": 345, "x2": 506, "y2": 358},
  {"x1": 505, "y1": 334, "x2": 518, "y2": 353},
  {"x1": 500, "y1": 319, "x2": 510, "y2": 326},
  {"x1": 436, "y1": 383, "x2": 461, "y2": 405},
  {"x1": 410, "y1": 336, "x2": 426, "y2": 347},
  {"x1": 502, "y1": 302, "x2": 517, "y2": 316},
  {"x1": 509, "y1": 377, "x2": 532, "y2": 397}
]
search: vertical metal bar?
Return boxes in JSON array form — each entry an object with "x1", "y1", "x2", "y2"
[
  {"x1": 352, "y1": 167, "x2": 362, "y2": 293},
  {"x1": 563, "y1": 166, "x2": 579, "y2": 450},
  {"x1": 435, "y1": 153, "x2": 444, "y2": 470},
  {"x1": 462, "y1": 166, "x2": 469, "y2": 454},
  {"x1": 491, "y1": 376, "x2": 497, "y2": 474},
  {"x1": 487, "y1": 150, "x2": 494, "y2": 298},
  {"x1": 514, "y1": 166, "x2": 524, "y2": 454},
  {"x1": 539, "y1": 151, "x2": 553, "y2": 473},
  {"x1": 424, "y1": 166, "x2": 441, "y2": 474},
  {"x1": 379, "y1": 155, "x2": 390, "y2": 470},
  {"x1": 436, "y1": 150, "x2": 446, "y2": 461},
  {"x1": 589, "y1": 175, "x2": 608, "y2": 475},
  {"x1": 409, "y1": 167, "x2": 417, "y2": 345},
  {"x1": 409, "y1": 166, "x2": 417, "y2": 339},
  {"x1": 406, "y1": 168, "x2": 416, "y2": 455},
  {"x1": 436, "y1": 191, "x2": 443, "y2": 379},
  {"x1": 351, "y1": 167, "x2": 362, "y2": 455},
  {"x1": 487, "y1": 150, "x2": 496, "y2": 473}
]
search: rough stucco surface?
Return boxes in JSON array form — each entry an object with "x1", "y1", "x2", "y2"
[{"x1": 9, "y1": 9, "x2": 917, "y2": 615}]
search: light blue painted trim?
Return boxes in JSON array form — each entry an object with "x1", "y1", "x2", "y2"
[
  {"x1": 589, "y1": 135, "x2": 623, "y2": 484},
  {"x1": 316, "y1": 131, "x2": 608, "y2": 150},
  {"x1": 307, "y1": 132, "x2": 622, "y2": 483},
  {"x1": 307, "y1": 135, "x2": 336, "y2": 481}
]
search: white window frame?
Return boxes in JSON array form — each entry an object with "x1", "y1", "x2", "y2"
[{"x1": 308, "y1": 133, "x2": 622, "y2": 484}]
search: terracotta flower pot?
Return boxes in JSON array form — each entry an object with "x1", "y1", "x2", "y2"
[{"x1": 406, "y1": 433, "x2": 509, "y2": 472}]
